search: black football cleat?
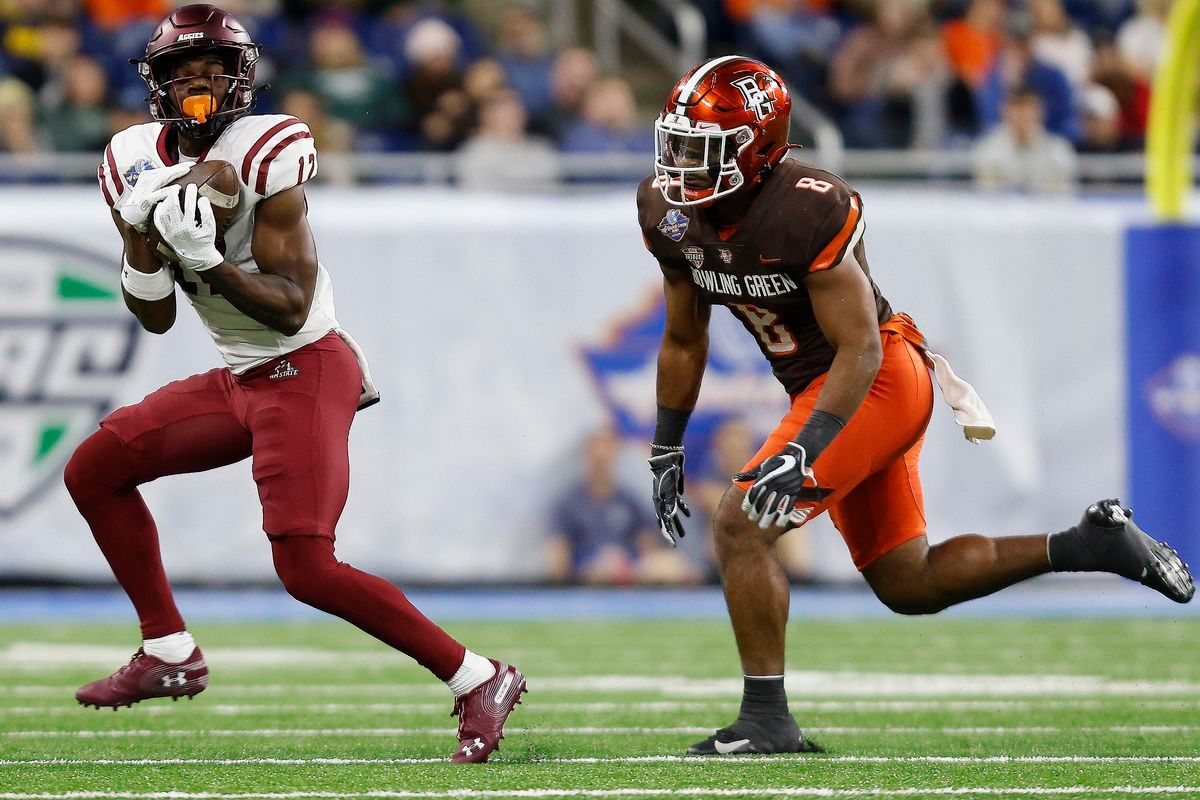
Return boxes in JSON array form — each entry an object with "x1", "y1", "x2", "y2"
[
  {"x1": 1075, "y1": 499, "x2": 1195, "y2": 604},
  {"x1": 686, "y1": 715, "x2": 822, "y2": 755}
]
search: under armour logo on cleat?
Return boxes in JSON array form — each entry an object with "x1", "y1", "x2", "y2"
[
  {"x1": 461, "y1": 737, "x2": 485, "y2": 756},
  {"x1": 270, "y1": 360, "x2": 299, "y2": 380},
  {"x1": 161, "y1": 672, "x2": 187, "y2": 688}
]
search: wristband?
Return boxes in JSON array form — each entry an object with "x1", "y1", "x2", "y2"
[
  {"x1": 121, "y1": 257, "x2": 174, "y2": 301},
  {"x1": 652, "y1": 405, "x2": 692, "y2": 448},
  {"x1": 793, "y1": 409, "x2": 845, "y2": 463}
]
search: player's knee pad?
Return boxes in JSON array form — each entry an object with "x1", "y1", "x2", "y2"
[{"x1": 63, "y1": 427, "x2": 137, "y2": 502}]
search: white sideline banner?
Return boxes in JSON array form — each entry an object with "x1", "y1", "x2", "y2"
[{"x1": 0, "y1": 187, "x2": 1134, "y2": 582}]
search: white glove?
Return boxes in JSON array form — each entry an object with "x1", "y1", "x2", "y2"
[
  {"x1": 152, "y1": 184, "x2": 224, "y2": 272},
  {"x1": 118, "y1": 163, "x2": 192, "y2": 233}
]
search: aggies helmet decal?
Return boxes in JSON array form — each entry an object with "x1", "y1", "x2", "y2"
[
  {"x1": 654, "y1": 56, "x2": 792, "y2": 207},
  {"x1": 133, "y1": 3, "x2": 262, "y2": 138}
]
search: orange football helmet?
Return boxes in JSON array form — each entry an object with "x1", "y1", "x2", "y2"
[{"x1": 654, "y1": 56, "x2": 792, "y2": 207}]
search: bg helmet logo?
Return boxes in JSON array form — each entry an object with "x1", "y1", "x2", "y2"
[
  {"x1": 0, "y1": 236, "x2": 142, "y2": 516},
  {"x1": 733, "y1": 74, "x2": 777, "y2": 121}
]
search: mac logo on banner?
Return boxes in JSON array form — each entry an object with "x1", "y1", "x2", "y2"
[
  {"x1": 0, "y1": 236, "x2": 144, "y2": 517},
  {"x1": 1145, "y1": 352, "x2": 1200, "y2": 442}
]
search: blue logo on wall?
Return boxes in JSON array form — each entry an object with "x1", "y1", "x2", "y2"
[
  {"x1": 1146, "y1": 353, "x2": 1200, "y2": 441},
  {"x1": 579, "y1": 293, "x2": 786, "y2": 462},
  {"x1": 657, "y1": 209, "x2": 690, "y2": 242}
]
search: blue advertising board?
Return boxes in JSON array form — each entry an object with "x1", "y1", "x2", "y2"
[{"x1": 1126, "y1": 225, "x2": 1200, "y2": 571}]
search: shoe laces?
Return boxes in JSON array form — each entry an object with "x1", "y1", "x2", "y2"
[{"x1": 113, "y1": 649, "x2": 146, "y2": 678}]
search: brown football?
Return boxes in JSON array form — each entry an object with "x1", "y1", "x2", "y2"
[{"x1": 149, "y1": 159, "x2": 241, "y2": 262}]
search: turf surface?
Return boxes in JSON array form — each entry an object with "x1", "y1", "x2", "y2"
[{"x1": 0, "y1": 617, "x2": 1198, "y2": 798}]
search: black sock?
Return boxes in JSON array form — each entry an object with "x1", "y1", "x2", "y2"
[
  {"x1": 738, "y1": 675, "x2": 788, "y2": 720},
  {"x1": 1048, "y1": 524, "x2": 1103, "y2": 572}
]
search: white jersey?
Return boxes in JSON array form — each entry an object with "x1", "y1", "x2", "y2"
[{"x1": 98, "y1": 114, "x2": 339, "y2": 374}]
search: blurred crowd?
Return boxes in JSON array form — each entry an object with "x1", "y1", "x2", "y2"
[
  {"x1": 0, "y1": 0, "x2": 648, "y2": 182},
  {"x1": 0, "y1": 0, "x2": 1172, "y2": 189}
]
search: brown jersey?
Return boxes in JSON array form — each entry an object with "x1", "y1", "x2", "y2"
[{"x1": 637, "y1": 160, "x2": 893, "y2": 396}]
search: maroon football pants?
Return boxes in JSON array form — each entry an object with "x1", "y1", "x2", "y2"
[{"x1": 64, "y1": 333, "x2": 465, "y2": 680}]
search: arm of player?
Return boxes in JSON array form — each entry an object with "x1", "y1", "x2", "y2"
[
  {"x1": 657, "y1": 265, "x2": 711, "y2": 413},
  {"x1": 805, "y1": 250, "x2": 883, "y2": 425},
  {"x1": 192, "y1": 185, "x2": 317, "y2": 337},
  {"x1": 112, "y1": 210, "x2": 176, "y2": 335},
  {"x1": 648, "y1": 266, "x2": 712, "y2": 545}
]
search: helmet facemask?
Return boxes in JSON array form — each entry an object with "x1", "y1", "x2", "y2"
[
  {"x1": 654, "y1": 112, "x2": 754, "y2": 207},
  {"x1": 137, "y1": 44, "x2": 260, "y2": 138}
]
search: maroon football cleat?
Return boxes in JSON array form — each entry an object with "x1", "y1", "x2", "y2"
[
  {"x1": 76, "y1": 647, "x2": 208, "y2": 709},
  {"x1": 449, "y1": 659, "x2": 527, "y2": 763}
]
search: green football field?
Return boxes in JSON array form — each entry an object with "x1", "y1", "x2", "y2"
[{"x1": 1, "y1": 618, "x2": 1198, "y2": 798}]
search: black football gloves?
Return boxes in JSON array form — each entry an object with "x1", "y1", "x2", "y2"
[
  {"x1": 649, "y1": 445, "x2": 690, "y2": 546},
  {"x1": 736, "y1": 442, "x2": 834, "y2": 530}
]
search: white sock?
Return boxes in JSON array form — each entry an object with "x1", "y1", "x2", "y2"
[
  {"x1": 143, "y1": 631, "x2": 196, "y2": 664},
  {"x1": 446, "y1": 649, "x2": 496, "y2": 697}
]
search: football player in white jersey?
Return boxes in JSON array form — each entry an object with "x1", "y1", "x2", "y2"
[{"x1": 65, "y1": 4, "x2": 525, "y2": 764}]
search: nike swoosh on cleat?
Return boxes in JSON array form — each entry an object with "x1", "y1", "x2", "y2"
[{"x1": 714, "y1": 738, "x2": 753, "y2": 754}]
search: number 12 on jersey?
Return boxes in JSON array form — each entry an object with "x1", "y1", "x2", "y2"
[{"x1": 730, "y1": 303, "x2": 798, "y2": 356}]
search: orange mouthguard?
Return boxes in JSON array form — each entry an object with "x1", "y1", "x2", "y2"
[{"x1": 182, "y1": 95, "x2": 215, "y2": 124}]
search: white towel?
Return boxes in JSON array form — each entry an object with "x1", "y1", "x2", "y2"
[
  {"x1": 333, "y1": 328, "x2": 381, "y2": 411},
  {"x1": 926, "y1": 351, "x2": 995, "y2": 444}
]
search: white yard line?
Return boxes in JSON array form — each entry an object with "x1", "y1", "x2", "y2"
[
  {"x1": 2, "y1": 725, "x2": 1196, "y2": 738},
  {"x1": 4, "y1": 699, "x2": 1200, "y2": 716},
  {"x1": 1, "y1": 788, "x2": 1199, "y2": 798},
  {"x1": 2, "y1": 756, "x2": 1200, "y2": 767},
  {"x1": 3, "y1": 649, "x2": 1199, "y2": 697}
]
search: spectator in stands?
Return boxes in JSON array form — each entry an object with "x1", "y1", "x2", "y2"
[
  {"x1": 0, "y1": 77, "x2": 38, "y2": 154},
  {"x1": 539, "y1": 46, "x2": 598, "y2": 140},
  {"x1": 40, "y1": 54, "x2": 111, "y2": 153},
  {"x1": 83, "y1": 0, "x2": 168, "y2": 30},
  {"x1": 545, "y1": 428, "x2": 699, "y2": 585},
  {"x1": 1091, "y1": 31, "x2": 1150, "y2": 144},
  {"x1": 463, "y1": 57, "x2": 507, "y2": 107},
  {"x1": 280, "y1": 88, "x2": 356, "y2": 183},
  {"x1": 1118, "y1": 0, "x2": 1169, "y2": 82},
  {"x1": 283, "y1": 21, "x2": 405, "y2": 146},
  {"x1": 941, "y1": 0, "x2": 1005, "y2": 87},
  {"x1": 828, "y1": 0, "x2": 932, "y2": 148},
  {"x1": 494, "y1": 4, "x2": 556, "y2": 121},
  {"x1": 1029, "y1": 0, "x2": 1094, "y2": 88},
  {"x1": 2, "y1": 15, "x2": 81, "y2": 93},
  {"x1": 560, "y1": 76, "x2": 650, "y2": 154},
  {"x1": 1077, "y1": 83, "x2": 1125, "y2": 154},
  {"x1": 977, "y1": 17, "x2": 1079, "y2": 143},
  {"x1": 403, "y1": 16, "x2": 469, "y2": 151},
  {"x1": 456, "y1": 88, "x2": 558, "y2": 191},
  {"x1": 889, "y1": 21, "x2": 968, "y2": 148},
  {"x1": 972, "y1": 86, "x2": 1077, "y2": 192},
  {"x1": 729, "y1": 0, "x2": 841, "y2": 102}
]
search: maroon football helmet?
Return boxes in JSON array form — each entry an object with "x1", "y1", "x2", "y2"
[
  {"x1": 654, "y1": 56, "x2": 792, "y2": 206},
  {"x1": 133, "y1": 3, "x2": 261, "y2": 138}
]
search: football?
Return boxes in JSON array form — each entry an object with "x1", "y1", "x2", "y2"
[
  {"x1": 169, "y1": 159, "x2": 240, "y2": 231},
  {"x1": 149, "y1": 159, "x2": 240, "y2": 262}
]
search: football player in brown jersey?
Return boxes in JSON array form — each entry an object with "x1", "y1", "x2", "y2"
[{"x1": 638, "y1": 56, "x2": 1194, "y2": 756}]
